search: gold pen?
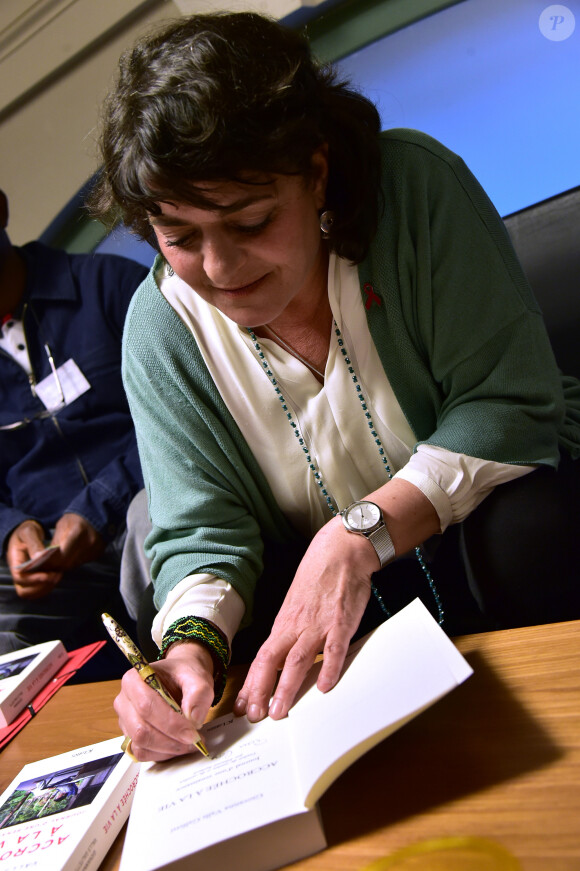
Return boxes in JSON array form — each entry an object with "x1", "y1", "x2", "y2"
[{"x1": 101, "y1": 612, "x2": 209, "y2": 757}]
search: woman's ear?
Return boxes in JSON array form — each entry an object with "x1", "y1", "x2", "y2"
[{"x1": 309, "y1": 145, "x2": 329, "y2": 210}]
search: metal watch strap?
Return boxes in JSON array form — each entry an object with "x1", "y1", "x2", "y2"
[{"x1": 368, "y1": 524, "x2": 395, "y2": 567}]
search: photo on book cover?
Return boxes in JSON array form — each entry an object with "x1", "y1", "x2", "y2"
[
  {"x1": 0, "y1": 653, "x2": 37, "y2": 682},
  {"x1": 0, "y1": 753, "x2": 124, "y2": 829}
]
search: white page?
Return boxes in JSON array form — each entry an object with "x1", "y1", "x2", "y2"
[
  {"x1": 121, "y1": 712, "x2": 306, "y2": 871},
  {"x1": 288, "y1": 598, "x2": 473, "y2": 807}
]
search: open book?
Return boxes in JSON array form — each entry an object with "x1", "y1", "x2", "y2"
[
  {"x1": 0, "y1": 640, "x2": 67, "y2": 728},
  {"x1": 120, "y1": 599, "x2": 473, "y2": 871},
  {"x1": 0, "y1": 736, "x2": 139, "y2": 871}
]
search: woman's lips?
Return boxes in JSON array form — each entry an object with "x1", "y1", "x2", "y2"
[{"x1": 214, "y1": 275, "x2": 267, "y2": 296}]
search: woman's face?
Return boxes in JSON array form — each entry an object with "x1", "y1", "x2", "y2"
[{"x1": 149, "y1": 150, "x2": 329, "y2": 328}]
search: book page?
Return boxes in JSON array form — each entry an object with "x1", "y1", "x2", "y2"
[
  {"x1": 288, "y1": 598, "x2": 473, "y2": 807},
  {"x1": 121, "y1": 712, "x2": 306, "y2": 871}
]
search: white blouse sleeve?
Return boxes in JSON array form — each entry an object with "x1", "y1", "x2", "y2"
[
  {"x1": 151, "y1": 573, "x2": 246, "y2": 651},
  {"x1": 394, "y1": 444, "x2": 536, "y2": 531}
]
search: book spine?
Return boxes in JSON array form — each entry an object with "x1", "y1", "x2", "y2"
[{"x1": 63, "y1": 762, "x2": 140, "y2": 871}]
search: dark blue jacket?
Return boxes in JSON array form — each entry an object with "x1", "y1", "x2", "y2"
[{"x1": 0, "y1": 242, "x2": 148, "y2": 553}]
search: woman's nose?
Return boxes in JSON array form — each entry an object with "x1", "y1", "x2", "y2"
[{"x1": 201, "y1": 234, "x2": 246, "y2": 286}]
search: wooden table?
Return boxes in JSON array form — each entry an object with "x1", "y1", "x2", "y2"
[{"x1": 1, "y1": 619, "x2": 579, "y2": 871}]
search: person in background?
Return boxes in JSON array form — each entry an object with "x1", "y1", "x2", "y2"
[
  {"x1": 0, "y1": 188, "x2": 149, "y2": 657},
  {"x1": 89, "y1": 13, "x2": 580, "y2": 761}
]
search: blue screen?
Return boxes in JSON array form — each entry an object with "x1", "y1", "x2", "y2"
[{"x1": 337, "y1": 0, "x2": 579, "y2": 215}]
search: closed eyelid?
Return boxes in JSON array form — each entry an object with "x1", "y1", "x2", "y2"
[
  {"x1": 163, "y1": 229, "x2": 200, "y2": 248},
  {"x1": 230, "y1": 211, "x2": 274, "y2": 231},
  {"x1": 162, "y1": 210, "x2": 274, "y2": 246}
]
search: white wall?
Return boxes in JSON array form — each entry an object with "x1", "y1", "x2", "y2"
[
  {"x1": 0, "y1": 0, "x2": 327, "y2": 244},
  {"x1": 0, "y1": 0, "x2": 187, "y2": 243}
]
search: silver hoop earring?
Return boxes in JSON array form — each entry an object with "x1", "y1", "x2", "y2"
[{"x1": 320, "y1": 210, "x2": 335, "y2": 239}]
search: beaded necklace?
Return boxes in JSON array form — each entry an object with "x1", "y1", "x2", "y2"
[{"x1": 247, "y1": 322, "x2": 444, "y2": 625}]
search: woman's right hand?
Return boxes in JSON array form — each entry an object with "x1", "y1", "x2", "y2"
[{"x1": 113, "y1": 641, "x2": 215, "y2": 762}]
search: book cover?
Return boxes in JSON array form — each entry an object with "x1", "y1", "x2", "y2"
[
  {"x1": 0, "y1": 736, "x2": 140, "y2": 871},
  {"x1": 120, "y1": 598, "x2": 473, "y2": 871},
  {"x1": 0, "y1": 641, "x2": 68, "y2": 728}
]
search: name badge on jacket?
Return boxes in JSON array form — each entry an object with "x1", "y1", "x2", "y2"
[{"x1": 35, "y1": 359, "x2": 91, "y2": 410}]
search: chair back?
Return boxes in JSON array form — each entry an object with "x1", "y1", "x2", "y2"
[{"x1": 503, "y1": 186, "x2": 580, "y2": 379}]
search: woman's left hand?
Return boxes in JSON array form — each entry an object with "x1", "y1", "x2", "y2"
[{"x1": 234, "y1": 515, "x2": 379, "y2": 722}]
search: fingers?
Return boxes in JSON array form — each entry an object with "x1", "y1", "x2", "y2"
[
  {"x1": 6, "y1": 520, "x2": 46, "y2": 571},
  {"x1": 13, "y1": 570, "x2": 63, "y2": 599},
  {"x1": 7, "y1": 523, "x2": 63, "y2": 597},
  {"x1": 51, "y1": 513, "x2": 106, "y2": 568},
  {"x1": 315, "y1": 626, "x2": 352, "y2": 693},
  {"x1": 234, "y1": 633, "x2": 296, "y2": 722},
  {"x1": 116, "y1": 644, "x2": 215, "y2": 762},
  {"x1": 14, "y1": 519, "x2": 45, "y2": 548},
  {"x1": 266, "y1": 633, "x2": 322, "y2": 720},
  {"x1": 115, "y1": 670, "x2": 197, "y2": 762},
  {"x1": 235, "y1": 624, "x2": 351, "y2": 723}
]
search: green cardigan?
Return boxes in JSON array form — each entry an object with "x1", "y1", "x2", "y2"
[{"x1": 122, "y1": 129, "x2": 580, "y2": 622}]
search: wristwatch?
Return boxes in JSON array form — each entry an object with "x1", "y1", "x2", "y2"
[{"x1": 341, "y1": 500, "x2": 395, "y2": 567}]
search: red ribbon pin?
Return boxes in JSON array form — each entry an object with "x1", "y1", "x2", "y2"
[{"x1": 363, "y1": 283, "x2": 382, "y2": 309}]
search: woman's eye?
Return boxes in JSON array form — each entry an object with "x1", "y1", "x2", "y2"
[
  {"x1": 161, "y1": 212, "x2": 273, "y2": 248},
  {"x1": 232, "y1": 215, "x2": 273, "y2": 235},
  {"x1": 164, "y1": 234, "x2": 196, "y2": 249}
]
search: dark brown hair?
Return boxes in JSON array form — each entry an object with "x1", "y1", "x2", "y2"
[{"x1": 89, "y1": 12, "x2": 382, "y2": 262}]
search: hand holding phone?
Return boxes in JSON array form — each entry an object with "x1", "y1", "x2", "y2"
[{"x1": 16, "y1": 545, "x2": 61, "y2": 573}]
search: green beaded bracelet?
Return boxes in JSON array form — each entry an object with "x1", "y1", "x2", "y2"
[{"x1": 159, "y1": 616, "x2": 229, "y2": 705}]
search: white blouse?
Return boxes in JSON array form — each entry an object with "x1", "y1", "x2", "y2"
[{"x1": 151, "y1": 255, "x2": 533, "y2": 648}]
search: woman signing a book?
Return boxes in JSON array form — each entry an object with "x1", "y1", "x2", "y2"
[{"x1": 90, "y1": 12, "x2": 580, "y2": 761}]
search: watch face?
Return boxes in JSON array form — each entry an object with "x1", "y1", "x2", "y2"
[{"x1": 346, "y1": 501, "x2": 381, "y2": 531}]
